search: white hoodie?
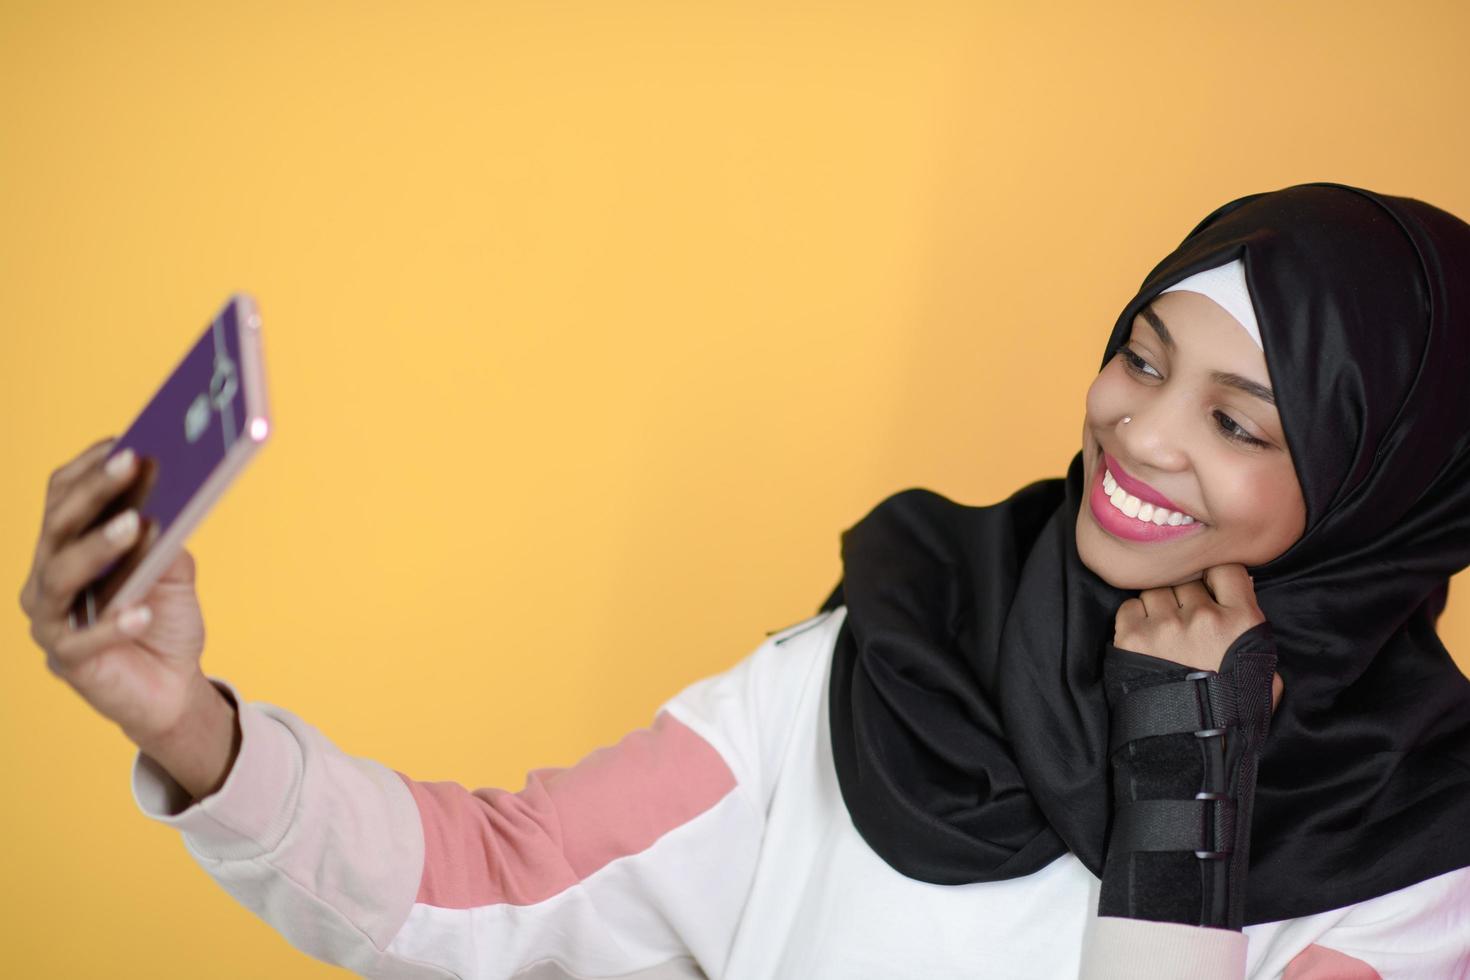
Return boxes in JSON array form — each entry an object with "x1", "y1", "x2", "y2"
[{"x1": 132, "y1": 606, "x2": 1470, "y2": 978}]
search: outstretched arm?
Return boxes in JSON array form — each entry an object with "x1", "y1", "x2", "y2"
[{"x1": 132, "y1": 618, "x2": 820, "y2": 979}]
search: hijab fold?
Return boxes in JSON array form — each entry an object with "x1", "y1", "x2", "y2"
[{"x1": 820, "y1": 182, "x2": 1470, "y2": 924}]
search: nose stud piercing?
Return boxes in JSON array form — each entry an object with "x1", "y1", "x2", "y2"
[{"x1": 1122, "y1": 416, "x2": 1132, "y2": 424}]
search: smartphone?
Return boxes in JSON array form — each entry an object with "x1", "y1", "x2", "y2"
[{"x1": 68, "y1": 293, "x2": 271, "y2": 630}]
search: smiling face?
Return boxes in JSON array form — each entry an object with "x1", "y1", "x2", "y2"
[{"x1": 1076, "y1": 289, "x2": 1307, "y2": 590}]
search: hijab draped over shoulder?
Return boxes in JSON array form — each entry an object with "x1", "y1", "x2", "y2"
[{"x1": 817, "y1": 182, "x2": 1470, "y2": 924}]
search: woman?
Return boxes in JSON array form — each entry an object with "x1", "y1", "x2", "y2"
[{"x1": 21, "y1": 182, "x2": 1470, "y2": 978}]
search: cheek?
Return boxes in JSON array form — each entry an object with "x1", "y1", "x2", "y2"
[{"x1": 1209, "y1": 463, "x2": 1304, "y2": 546}]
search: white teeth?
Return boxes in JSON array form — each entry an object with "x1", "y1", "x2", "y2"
[{"x1": 1102, "y1": 468, "x2": 1197, "y2": 528}]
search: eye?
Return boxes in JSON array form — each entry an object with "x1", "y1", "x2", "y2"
[
  {"x1": 1118, "y1": 345, "x2": 1162, "y2": 380},
  {"x1": 1213, "y1": 411, "x2": 1268, "y2": 448}
]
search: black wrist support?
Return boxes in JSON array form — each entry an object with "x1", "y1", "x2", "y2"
[{"x1": 1097, "y1": 620, "x2": 1278, "y2": 931}]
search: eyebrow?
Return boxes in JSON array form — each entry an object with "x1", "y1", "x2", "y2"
[{"x1": 1138, "y1": 304, "x2": 1277, "y2": 407}]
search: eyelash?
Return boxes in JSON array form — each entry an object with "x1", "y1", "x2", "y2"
[{"x1": 1116, "y1": 346, "x2": 1268, "y2": 449}]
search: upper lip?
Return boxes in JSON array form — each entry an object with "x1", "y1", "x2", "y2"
[{"x1": 1102, "y1": 451, "x2": 1198, "y2": 519}]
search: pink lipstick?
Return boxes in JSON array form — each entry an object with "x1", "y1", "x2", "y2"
[{"x1": 1088, "y1": 451, "x2": 1205, "y2": 543}]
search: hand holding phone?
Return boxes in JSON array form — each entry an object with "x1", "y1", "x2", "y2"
[
  {"x1": 20, "y1": 434, "x2": 210, "y2": 748},
  {"x1": 19, "y1": 295, "x2": 269, "y2": 769}
]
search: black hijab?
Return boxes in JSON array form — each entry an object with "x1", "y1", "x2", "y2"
[{"x1": 818, "y1": 182, "x2": 1470, "y2": 925}]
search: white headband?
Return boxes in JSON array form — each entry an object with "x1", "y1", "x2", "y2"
[{"x1": 1158, "y1": 258, "x2": 1263, "y2": 351}]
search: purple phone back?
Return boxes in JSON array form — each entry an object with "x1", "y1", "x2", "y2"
[{"x1": 73, "y1": 297, "x2": 257, "y2": 624}]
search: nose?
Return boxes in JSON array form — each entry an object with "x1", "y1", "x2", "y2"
[{"x1": 1115, "y1": 398, "x2": 1189, "y2": 476}]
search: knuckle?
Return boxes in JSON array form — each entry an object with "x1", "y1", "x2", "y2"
[
  {"x1": 50, "y1": 622, "x2": 91, "y2": 666},
  {"x1": 38, "y1": 563, "x2": 69, "y2": 602},
  {"x1": 49, "y1": 633, "x2": 72, "y2": 664},
  {"x1": 1196, "y1": 605, "x2": 1224, "y2": 626},
  {"x1": 41, "y1": 503, "x2": 75, "y2": 543}
]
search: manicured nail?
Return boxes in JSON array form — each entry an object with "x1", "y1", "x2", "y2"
[
  {"x1": 119, "y1": 606, "x2": 152, "y2": 634},
  {"x1": 106, "y1": 509, "x2": 139, "y2": 544},
  {"x1": 106, "y1": 449, "x2": 135, "y2": 480}
]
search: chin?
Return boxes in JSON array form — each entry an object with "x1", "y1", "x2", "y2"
[
  {"x1": 1088, "y1": 563, "x2": 1169, "y2": 591},
  {"x1": 1087, "y1": 560, "x2": 1191, "y2": 591}
]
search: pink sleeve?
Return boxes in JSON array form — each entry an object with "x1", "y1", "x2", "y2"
[
  {"x1": 1282, "y1": 944, "x2": 1381, "y2": 978},
  {"x1": 398, "y1": 710, "x2": 735, "y2": 910},
  {"x1": 384, "y1": 707, "x2": 763, "y2": 979},
  {"x1": 376, "y1": 623, "x2": 809, "y2": 979},
  {"x1": 133, "y1": 655, "x2": 776, "y2": 979}
]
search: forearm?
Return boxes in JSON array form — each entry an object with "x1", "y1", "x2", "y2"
[
  {"x1": 1095, "y1": 622, "x2": 1278, "y2": 934},
  {"x1": 132, "y1": 672, "x2": 242, "y2": 801},
  {"x1": 128, "y1": 669, "x2": 769, "y2": 979},
  {"x1": 131, "y1": 681, "x2": 436, "y2": 977}
]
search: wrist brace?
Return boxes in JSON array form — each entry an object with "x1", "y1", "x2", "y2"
[{"x1": 1097, "y1": 621, "x2": 1278, "y2": 930}]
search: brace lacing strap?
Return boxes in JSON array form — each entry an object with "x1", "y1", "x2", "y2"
[
  {"x1": 1109, "y1": 794, "x2": 1237, "y2": 860},
  {"x1": 1109, "y1": 670, "x2": 1239, "y2": 756}
]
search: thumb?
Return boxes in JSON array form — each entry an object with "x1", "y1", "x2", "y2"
[
  {"x1": 155, "y1": 547, "x2": 197, "y2": 585},
  {"x1": 1202, "y1": 563, "x2": 1254, "y2": 609}
]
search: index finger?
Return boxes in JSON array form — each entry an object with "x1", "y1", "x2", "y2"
[
  {"x1": 1202, "y1": 564, "x2": 1255, "y2": 609},
  {"x1": 50, "y1": 436, "x2": 118, "y2": 492},
  {"x1": 23, "y1": 436, "x2": 119, "y2": 611}
]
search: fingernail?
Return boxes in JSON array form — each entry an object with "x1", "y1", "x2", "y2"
[
  {"x1": 106, "y1": 449, "x2": 135, "y2": 479},
  {"x1": 106, "y1": 509, "x2": 139, "y2": 544},
  {"x1": 119, "y1": 605, "x2": 151, "y2": 634}
]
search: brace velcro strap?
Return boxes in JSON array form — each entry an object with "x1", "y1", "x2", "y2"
[
  {"x1": 1109, "y1": 671, "x2": 1240, "y2": 755},
  {"x1": 1109, "y1": 795, "x2": 1237, "y2": 858}
]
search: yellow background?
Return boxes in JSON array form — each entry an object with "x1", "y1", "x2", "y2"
[{"x1": 4, "y1": 1, "x2": 1469, "y2": 976}]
